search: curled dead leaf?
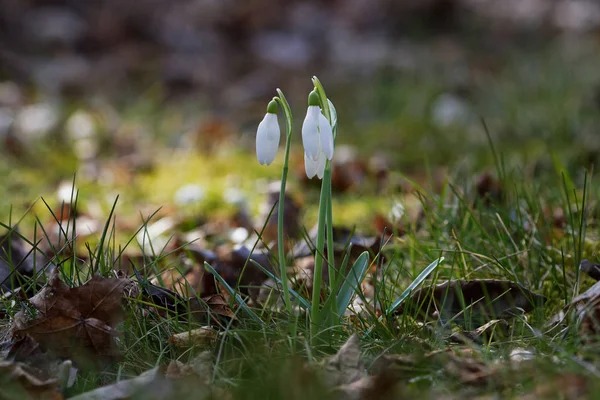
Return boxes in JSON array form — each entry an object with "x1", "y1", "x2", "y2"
[
  {"x1": 0, "y1": 359, "x2": 61, "y2": 400},
  {"x1": 449, "y1": 319, "x2": 510, "y2": 345},
  {"x1": 11, "y1": 273, "x2": 131, "y2": 368},
  {"x1": 168, "y1": 327, "x2": 217, "y2": 348},
  {"x1": 322, "y1": 335, "x2": 367, "y2": 387}
]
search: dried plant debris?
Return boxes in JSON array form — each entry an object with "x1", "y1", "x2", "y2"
[
  {"x1": 6, "y1": 335, "x2": 76, "y2": 389},
  {"x1": 323, "y1": 335, "x2": 367, "y2": 387},
  {"x1": 293, "y1": 226, "x2": 381, "y2": 260},
  {"x1": 322, "y1": 335, "x2": 373, "y2": 400},
  {"x1": 580, "y1": 260, "x2": 600, "y2": 282},
  {"x1": 521, "y1": 373, "x2": 589, "y2": 400},
  {"x1": 168, "y1": 327, "x2": 217, "y2": 348},
  {"x1": 0, "y1": 359, "x2": 61, "y2": 400},
  {"x1": 396, "y1": 279, "x2": 545, "y2": 326},
  {"x1": 135, "y1": 270, "x2": 234, "y2": 325},
  {"x1": 70, "y1": 353, "x2": 220, "y2": 400},
  {"x1": 68, "y1": 366, "x2": 168, "y2": 400},
  {"x1": 449, "y1": 319, "x2": 510, "y2": 345},
  {"x1": 475, "y1": 172, "x2": 504, "y2": 206},
  {"x1": 319, "y1": 335, "x2": 405, "y2": 400},
  {"x1": 561, "y1": 277, "x2": 600, "y2": 341},
  {"x1": 443, "y1": 350, "x2": 500, "y2": 387},
  {"x1": 11, "y1": 272, "x2": 131, "y2": 368}
]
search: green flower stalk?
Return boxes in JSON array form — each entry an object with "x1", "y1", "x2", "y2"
[
  {"x1": 304, "y1": 77, "x2": 337, "y2": 339},
  {"x1": 256, "y1": 94, "x2": 293, "y2": 314}
]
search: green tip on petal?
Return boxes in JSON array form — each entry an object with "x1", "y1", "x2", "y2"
[
  {"x1": 308, "y1": 90, "x2": 320, "y2": 107},
  {"x1": 266, "y1": 99, "x2": 278, "y2": 114}
]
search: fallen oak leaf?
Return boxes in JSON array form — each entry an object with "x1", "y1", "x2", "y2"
[
  {"x1": 0, "y1": 359, "x2": 61, "y2": 400},
  {"x1": 189, "y1": 293, "x2": 235, "y2": 320},
  {"x1": 11, "y1": 272, "x2": 131, "y2": 369}
]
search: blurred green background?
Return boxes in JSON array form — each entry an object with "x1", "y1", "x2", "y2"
[{"x1": 1, "y1": 0, "x2": 599, "y2": 224}]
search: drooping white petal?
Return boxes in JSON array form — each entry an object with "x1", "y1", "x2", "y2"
[
  {"x1": 256, "y1": 113, "x2": 280, "y2": 165},
  {"x1": 302, "y1": 106, "x2": 321, "y2": 161},
  {"x1": 318, "y1": 113, "x2": 334, "y2": 160},
  {"x1": 304, "y1": 152, "x2": 318, "y2": 179},
  {"x1": 316, "y1": 150, "x2": 326, "y2": 179},
  {"x1": 304, "y1": 150, "x2": 326, "y2": 179}
]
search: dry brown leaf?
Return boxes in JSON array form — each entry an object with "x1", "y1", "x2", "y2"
[
  {"x1": 555, "y1": 277, "x2": 600, "y2": 341},
  {"x1": 521, "y1": 373, "x2": 588, "y2": 400},
  {"x1": 443, "y1": 351, "x2": 499, "y2": 386},
  {"x1": 475, "y1": 172, "x2": 504, "y2": 206},
  {"x1": 325, "y1": 335, "x2": 405, "y2": 400},
  {"x1": 168, "y1": 327, "x2": 217, "y2": 348},
  {"x1": 70, "y1": 353, "x2": 220, "y2": 400},
  {"x1": 136, "y1": 268, "x2": 234, "y2": 325},
  {"x1": 68, "y1": 367, "x2": 170, "y2": 400},
  {"x1": 165, "y1": 351, "x2": 212, "y2": 383},
  {"x1": 580, "y1": 260, "x2": 600, "y2": 282},
  {"x1": 397, "y1": 279, "x2": 545, "y2": 326},
  {"x1": 0, "y1": 359, "x2": 61, "y2": 400},
  {"x1": 11, "y1": 272, "x2": 131, "y2": 368},
  {"x1": 323, "y1": 334, "x2": 367, "y2": 387},
  {"x1": 449, "y1": 319, "x2": 510, "y2": 344}
]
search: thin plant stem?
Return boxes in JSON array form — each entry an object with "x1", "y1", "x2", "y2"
[
  {"x1": 326, "y1": 174, "x2": 336, "y2": 316},
  {"x1": 311, "y1": 162, "x2": 331, "y2": 339},
  {"x1": 275, "y1": 89, "x2": 293, "y2": 314},
  {"x1": 310, "y1": 75, "x2": 339, "y2": 331}
]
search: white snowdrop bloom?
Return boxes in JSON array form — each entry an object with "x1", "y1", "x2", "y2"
[
  {"x1": 304, "y1": 150, "x2": 326, "y2": 180},
  {"x1": 301, "y1": 91, "x2": 333, "y2": 162},
  {"x1": 256, "y1": 100, "x2": 280, "y2": 166}
]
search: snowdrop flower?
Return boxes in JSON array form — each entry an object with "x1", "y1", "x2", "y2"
[
  {"x1": 304, "y1": 151, "x2": 326, "y2": 179},
  {"x1": 256, "y1": 100, "x2": 280, "y2": 166},
  {"x1": 302, "y1": 91, "x2": 333, "y2": 179}
]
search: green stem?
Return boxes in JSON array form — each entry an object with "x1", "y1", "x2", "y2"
[
  {"x1": 311, "y1": 76, "x2": 339, "y2": 330},
  {"x1": 326, "y1": 177, "x2": 336, "y2": 317},
  {"x1": 311, "y1": 163, "x2": 331, "y2": 339},
  {"x1": 275, "y1": 90, "x2": 293, "y2": 314}
]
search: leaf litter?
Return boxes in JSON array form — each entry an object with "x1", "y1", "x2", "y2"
[{"x1": 11, "y1": 272, "x2": 132, "y2": 369}]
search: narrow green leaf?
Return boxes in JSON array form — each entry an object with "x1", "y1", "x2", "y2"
[
  {"x1": 204, "y1": 262, "x2": 264, "y2": 325},
  {"x1": 386, "y1": 257, "x2": 444, "y2": 316},
  {"x1": 336, "y1": 251, "x2": 370, "y2": 317},
  {"x1": 319, "y1": 243, "x2": 353, "y2": 325}
]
